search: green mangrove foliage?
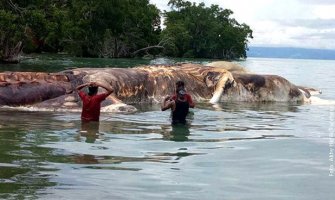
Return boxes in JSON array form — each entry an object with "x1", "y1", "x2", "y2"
[
  {"x1": 0, "y1": 0, "x2": 252, "y2": 62},
  {"x1": 0, "y1": 5, "x2": 23, "y2": 63},
  {"x1": 162, "y1": 0, "x2": 253, "y2": 59}
]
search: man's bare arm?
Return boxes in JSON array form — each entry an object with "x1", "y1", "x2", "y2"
[
  {"x1": 76, "y1": 83, "x2": 90, "y2": 91},
  {"x1": 161, "y1": 96, "x2": 175, "y2": 111},
  {"x1": 92, "y1": 82, "x2": 114, "y2": 95}
]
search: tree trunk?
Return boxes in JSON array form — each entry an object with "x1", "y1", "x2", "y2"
[{"x1": 1, "y1": 41, "x2": 23, "y2": 64}]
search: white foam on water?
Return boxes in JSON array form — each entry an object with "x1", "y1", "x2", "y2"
[
  {"x1": 101, "y1": 103, "x2": 137, "y2": 113},
  {"x1": 310, "y1": 96, "x2": 335, "y2": 105},
  {"x1": 0, "y1": 106, "x2": 81, "y2": 112},
  {"x1": 1, "y1": 103, "x2": 137, "y2": 113}
]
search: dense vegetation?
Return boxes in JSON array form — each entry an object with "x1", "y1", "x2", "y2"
[
  {"x1": 162, "y1": 0, "x2": 253, "y2": 59},
  {"x1": 0, "y1": 0, "x2": 253, "y2": 63}
]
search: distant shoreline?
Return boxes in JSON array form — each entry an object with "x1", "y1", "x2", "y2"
[{"x1": 247, "y1": 46, "x2": 335, "y2": 60}]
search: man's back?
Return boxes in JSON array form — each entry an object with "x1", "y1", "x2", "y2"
[{"x1": 79, "y1": 91, "x2": 108, "y2": 121}]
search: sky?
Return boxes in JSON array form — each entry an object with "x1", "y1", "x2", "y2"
[{"x1": 150, "y1": 0, "x2": 335, "y2": 50}]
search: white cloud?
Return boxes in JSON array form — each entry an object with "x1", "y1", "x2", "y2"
[
  {"x1": 297, "y1": 0, "x2": 335, "y2": 5},
  {"x1": 278, "y1": 18, "x2": 335, "y2": 29},
  {"x1": 150, "y1": 0, "x2": 335, "y2": 49},
  {"x1": 313, "y1": 5, "x2": 335, "y2": 19}
]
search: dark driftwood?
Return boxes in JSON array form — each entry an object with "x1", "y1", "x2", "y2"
[
  {"x1": 131, "y1": 45, "x2": 164, "y2": 56},
  {"x1": 131, "y1": 39, "x2": 170, "y2": 56}
]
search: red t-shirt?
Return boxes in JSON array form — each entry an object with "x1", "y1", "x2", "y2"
[
  {"x1": 79, "y1": 91, "x2": 109, "y2": 121},
  {"x1": 171, "y1": 93, "x2": 194, "y2": 107}
]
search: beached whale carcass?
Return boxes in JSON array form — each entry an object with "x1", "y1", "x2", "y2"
[{"x1": 0, "y1": 62, "x2": 318, "y2": 112}]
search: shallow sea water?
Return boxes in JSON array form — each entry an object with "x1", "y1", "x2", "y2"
[{"x1": 0, "y1": 57, "x2": 335, "y2": 200}]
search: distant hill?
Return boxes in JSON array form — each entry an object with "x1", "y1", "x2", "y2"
[{"x1": 247, "y1": 46, "x2": 335, "y2": 60}]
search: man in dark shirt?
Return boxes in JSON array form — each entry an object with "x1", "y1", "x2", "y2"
[
  {"x1": 161, "y1": 81, "x2": 194, "y2": 125},
  {"x1": 170, "y1": 80, "x2": 195, "y2": 108}
]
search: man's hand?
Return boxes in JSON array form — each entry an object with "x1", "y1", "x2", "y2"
[
  {"x1": 161, "y1": 95, "x2": 175, "y2": 111},
  {"x1": 164, "y1": 95, "x2": 171, "y2": 101},
  {"x1": 90, "y1": 82, "x2": 97, "y2": 87},
  {"x1": 76, "y1": 82, "x2": 91, "y2": 91}
]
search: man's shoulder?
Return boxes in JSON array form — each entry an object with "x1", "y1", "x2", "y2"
[
  {"x1": 186, "y1": 93, "x2": 193, "y2": 98},
  {"x1": 94, "y1": 93, "x2": 109, "y2": 100},
  {"x1": 78, "y1": 91, "x2": 86, "y2": 98}
]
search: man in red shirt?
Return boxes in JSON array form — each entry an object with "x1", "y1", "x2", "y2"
[{"x1": 76, "y1": 82, "x2": 113, "y2": 121}]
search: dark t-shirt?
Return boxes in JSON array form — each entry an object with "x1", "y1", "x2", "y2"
[
  {"x1": 79, "y1": 91, "x2": 109, "y2": 121},
  {"x1": 172, "y1": 99, "x2": 190, "y2": 125}
]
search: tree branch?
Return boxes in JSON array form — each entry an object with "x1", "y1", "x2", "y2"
[{"x1": 131, "y1": 45, "x2": 164, "y2": 56}]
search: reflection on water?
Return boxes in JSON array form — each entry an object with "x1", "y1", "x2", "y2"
[
  {"x1": 79, "y1": 121, "x2": 100, "y2": 143},
  {"x1": 0, "y1": 125, "x2": 57, "y2": 199},
  {"x1": 0, "y1": 54, "x2": 213, "y2": 72},
  {"x1": 207, "y1": 101, "x2": 301, "y2": 113},
  {"x1": 161, "y1": 124, "x2": 191, "y2": 142}
]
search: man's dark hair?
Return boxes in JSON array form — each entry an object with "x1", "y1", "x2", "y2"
[
  {"x1": 176, "y1": 80, "x2": 185, "y2": 88},
  {"x1": 88, "y1": 86, "x2": 98, "y2": 96}
]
